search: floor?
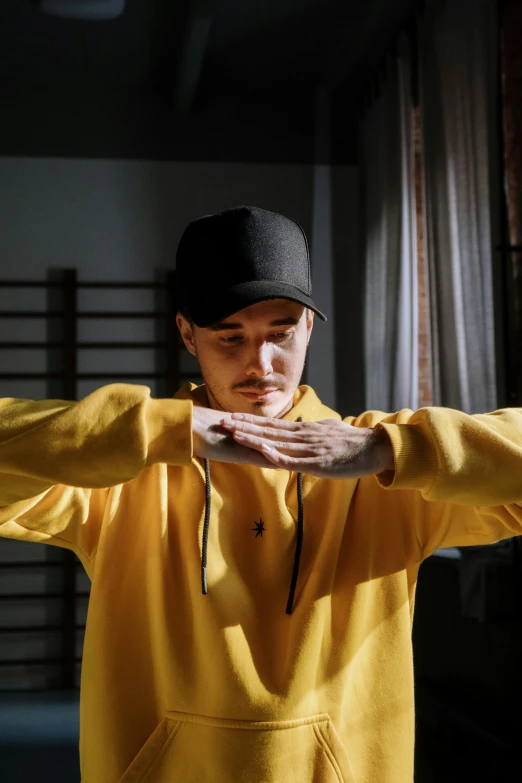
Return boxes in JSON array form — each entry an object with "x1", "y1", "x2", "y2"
[{"x1": 0, "y1": 691, "x2": 80, "y2": 782}]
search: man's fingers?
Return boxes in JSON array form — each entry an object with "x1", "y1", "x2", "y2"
[
  {"x1": 259, "y1": 445, "x2": 293, "y2": 468},
  {"x1": 224, "y1": 419, "x2": 304, "y2": 442},
  {"x1": 229, "y1": 413, "x2": 299, "y2": 430},
  {"x1": 260, "y1": 445, "x2": 323, "y2": 471},
  {"x1": 232, "y1": 430, "x2": 317, "y2": 456}
]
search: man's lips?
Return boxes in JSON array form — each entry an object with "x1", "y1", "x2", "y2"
[{"x1": 237, "y1": 389, "x2": 279, "y2": 401}]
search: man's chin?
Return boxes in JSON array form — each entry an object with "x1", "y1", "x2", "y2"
[
  {"x1": 204, "y1": 383, "x2": 295, "y2": 418},
  {"x1": 233, "y1": 390, "x2": 293, "y2": 418}
]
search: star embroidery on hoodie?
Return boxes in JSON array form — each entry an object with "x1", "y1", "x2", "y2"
[{"x1": 251, "y1": 519, "x2": 265, "y2": 538}]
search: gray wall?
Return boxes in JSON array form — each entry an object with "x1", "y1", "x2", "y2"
[
  {"x1": 308, "y1": 163, "x2": 362, "y2": 417},
  {"x1": 0, "y1": 157, "x2": 314, "y2": 281},
  {"x1": 332, "y1": 165, "x2": 364, "y2": 418}
]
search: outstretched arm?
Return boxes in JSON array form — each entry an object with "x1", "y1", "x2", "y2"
[
  {"x1": 221, "y1": 405, "x2": 522, "y2": 507},
  {"x1": 0, "y1": 383, "x2": 192, "y2": 505},
  {"x1": 220, "y1": 406, "x2": 522, "y2": 550}
]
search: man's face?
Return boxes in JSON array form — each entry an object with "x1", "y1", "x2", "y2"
[{"x1": 176, "y1": 299, "x2": 314, "y2": 417}]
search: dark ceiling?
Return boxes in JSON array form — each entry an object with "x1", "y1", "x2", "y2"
[{"x1": 0, "y1": 0, "x2": 416, "y2": 163}]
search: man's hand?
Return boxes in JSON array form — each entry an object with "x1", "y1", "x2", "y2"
[
  {"x1": 192, "y1": 407, "x2": 274, "y2": 469},
  {"x1": 220, "y1": 413, "x2": 395, "y2": 479}
]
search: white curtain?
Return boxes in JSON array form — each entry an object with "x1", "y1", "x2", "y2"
[
  {"x1": 362, "y1": 39, "x2": 418, "y2": 412},
  {"x1": 419, "y1": 0, "x2": 497, "y2": 413}
]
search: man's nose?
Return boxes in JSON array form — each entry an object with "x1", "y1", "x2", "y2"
[{"x1": 246, "y1": 343, "x2": 273, "y2": 377}]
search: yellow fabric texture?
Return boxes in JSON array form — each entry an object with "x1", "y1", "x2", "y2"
[{"x1": 0, "y1": 382, "x2": 521, "y2": 783}]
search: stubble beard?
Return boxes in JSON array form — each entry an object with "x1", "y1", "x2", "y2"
[
  {"x1": 200, "y1": 369, "x2": 302, "y2": 419},
  {"x1": 195, "y1": 345, "x2": 307, "y2": 419}
]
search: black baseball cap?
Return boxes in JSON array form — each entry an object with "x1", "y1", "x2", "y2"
[{"x1": 175, "y1": 205, "x2": 327, "y2": 327}]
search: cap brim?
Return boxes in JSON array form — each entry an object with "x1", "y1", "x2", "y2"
[{"x1": 187, "y1": 280, "x2": 327, "y2": 327}]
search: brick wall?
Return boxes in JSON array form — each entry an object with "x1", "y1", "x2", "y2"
[{"x1": 414, "y1": 104, "x2": 433, "y2": 407}]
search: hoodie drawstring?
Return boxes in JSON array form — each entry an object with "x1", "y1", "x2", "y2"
[
  {"x1": 201, "y1": 458, "x2": 211, "y2": 595},
  {"x1": 285, "y1": 415, "x2": 304, "y2": 615},
  {"x1": 285, "y1": 469, "x2": 303, "y2": 615},
  {"x1": 201, "y1": 418, "x2": 304, "y2": 615}
]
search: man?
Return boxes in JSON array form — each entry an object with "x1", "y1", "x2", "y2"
[{"x1": 0, "y1": 205, "x2": 520, "y2": 783}]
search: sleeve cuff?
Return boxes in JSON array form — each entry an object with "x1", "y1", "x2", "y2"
[
  {"x1": 374, "y1": 422, "x2": 438, "y2": 492},
  {"x1": 146, "y1": 398, "x2": 193, "y2": 466}
]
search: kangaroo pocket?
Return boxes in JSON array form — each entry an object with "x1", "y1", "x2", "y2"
[{"x1": 119, "y1": 710, "x2": 356, "y2": 783}]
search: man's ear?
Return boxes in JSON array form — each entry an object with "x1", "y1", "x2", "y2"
[
  {"x1": 176, "y1": 313, "x2": 197, "y2": 356},
  {"x1": 306, "y1": 308, "x2": 314, "y2": 345}
]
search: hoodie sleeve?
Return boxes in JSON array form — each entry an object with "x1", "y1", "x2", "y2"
[
  {"x1": 0, "y1": 383, "x2": 193, "y2": 569},
  {"x1": 348, "y1": 406, "x2": 522, "y2": 558}
]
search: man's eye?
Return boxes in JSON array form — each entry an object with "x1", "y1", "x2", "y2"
[
  {"x1": 219, "y1": 335, "x2": 243, "y2": 344},
  {"x1": 270, "y1": 331, "x2": 292, "y2": 342}
]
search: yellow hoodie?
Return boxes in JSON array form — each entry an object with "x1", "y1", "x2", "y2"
[{"x1": 0, "y1": 382, "x2": 521, "y2": 783}]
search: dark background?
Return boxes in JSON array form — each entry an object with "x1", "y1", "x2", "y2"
[
  {"x1": 0, "y1": 0, "x2": 418, "y2": 163},
  {"x1": 0, "y1": 1, "x2": 520, "y2": 782}
]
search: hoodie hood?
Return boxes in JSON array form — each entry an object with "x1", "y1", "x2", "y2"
[{"x1": 174, "y1": 383, "x2": 336, "y2": 424}]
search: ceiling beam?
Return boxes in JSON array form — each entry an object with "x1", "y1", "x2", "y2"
[{"x1": 176, "y1": 0, "x2": 217, "y2": 112}]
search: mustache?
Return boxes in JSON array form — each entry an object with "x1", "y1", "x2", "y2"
[{"x1": 232, "y1": 379, "x2": 283, "y2": 391}]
